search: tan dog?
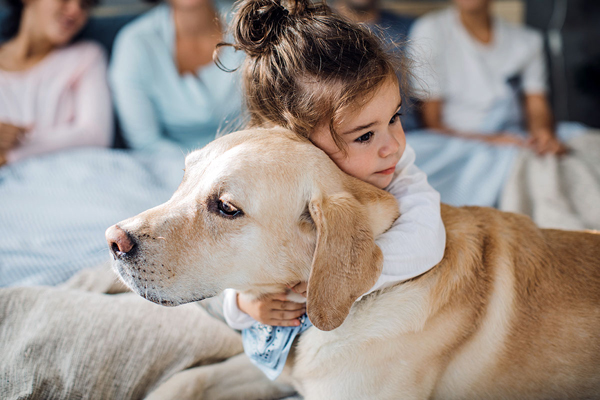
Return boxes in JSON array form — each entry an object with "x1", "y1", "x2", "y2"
[{"x1": 107, "y1": 128, "x2": 600, "y2": 400}]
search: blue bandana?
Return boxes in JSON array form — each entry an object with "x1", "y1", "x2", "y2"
[{"x1": 242, "y1": 315, "x2": 313, "y2": 380}]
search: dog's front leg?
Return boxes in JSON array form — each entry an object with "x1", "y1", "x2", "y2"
[{"x1": 145, "y1": 353, "x2": 296, "y2": 400}]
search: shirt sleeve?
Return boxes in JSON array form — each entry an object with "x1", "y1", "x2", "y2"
[
  {"x1": 362, "y1": 143, "x2": 446, "y2": 297},
  {"x1": 223, "y1": 288, "x2": 257, "y2": 330},
  {"x1": 109, "y1": 30, "x2": 182, "y2": 154},
  {"x1": 6, "y1": 44, "x2": 113, "y2": 163},
  {"x1": 521, "y1": 30, "x2": 548, "y2": 95},
  {"x1": 408, "y1": 15, "x2": 445, "y2": 100}
]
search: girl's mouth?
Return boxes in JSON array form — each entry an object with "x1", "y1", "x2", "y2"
[{"x1": 376, "y1": 166, "x2": 396, "y2": 175}]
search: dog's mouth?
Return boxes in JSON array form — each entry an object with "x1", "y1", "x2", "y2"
[
  {"x1": 140, "y1": 292, "x2": 207, "y2": 306},
  {"x1": 142, "y1": 293, "x2": 179, "y2": 306},
  {"x1": 139, "y1": 291, "x2": 211, "y2": 306},
  {"x1": 113, "y1": 261, "x2": 214, "y2": 306}
]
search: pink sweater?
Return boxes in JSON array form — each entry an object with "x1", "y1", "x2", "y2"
[{"x1": 0, "y1": 41, "x2": 113, "y2": 164}]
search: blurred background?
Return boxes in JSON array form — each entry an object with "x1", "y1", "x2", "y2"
[{"x1": 2, "y1": 0, "x2": 598, "y2": 128}]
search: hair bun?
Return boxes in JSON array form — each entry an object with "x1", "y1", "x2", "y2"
[{"x1": 232, "y1": 0, "x2": 311, "y2": 57}]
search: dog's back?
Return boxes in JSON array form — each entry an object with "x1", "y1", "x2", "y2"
[
  {"x1": 432, "y1": 205, "x2": 600, "y2": 399},
  {"x1": 495, "y1": 227, "x2": 600, "y2": 398},
  {"x1": 293, "y1": 205, "x2": 600, "y2": 400}
]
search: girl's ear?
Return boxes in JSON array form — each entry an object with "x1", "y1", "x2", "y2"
[{"x1": 306, "y1": 178, "x2": 399, "y2": 331}]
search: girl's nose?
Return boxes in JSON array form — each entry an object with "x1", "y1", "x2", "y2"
[{"x1": 379, "y1": 129, "x2": 402, "y2": 158}]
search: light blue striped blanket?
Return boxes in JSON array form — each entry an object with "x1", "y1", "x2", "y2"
[
  {"x1": 407, "y1": 122, "x2": 588, "y2": 208},
  {"x1": 0, "y1": 148, "x2": 185, "y2": 287}
]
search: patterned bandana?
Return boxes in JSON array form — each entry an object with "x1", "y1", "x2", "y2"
[{"x1": 242, "y1": 314, "x2": 313, "y2": 380}]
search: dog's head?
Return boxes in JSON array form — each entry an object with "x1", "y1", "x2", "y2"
[{"x1": 106, "y1": 128, "x2": 399, "y2": 330}]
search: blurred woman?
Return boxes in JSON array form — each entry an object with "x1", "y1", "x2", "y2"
[
  {"x1": 0, "y1": 0, "x2": 113, "y2": 166},
  {"x1": 405, "y1": 0, "x2": 576, "y2": 208},
  {"x1": 410, "y1": 0, "x2": 566, "y2": 155},
  {"x1": 108, "y1": 0, "x2": 243, "y2": 154}
]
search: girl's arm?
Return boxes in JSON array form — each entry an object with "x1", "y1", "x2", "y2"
[
  {"x1": 6, "y1": 45, "x2": 113, "y2": 163},
  {"x1": 363, "y1": 143, "x2": 446, "y2": 296}
]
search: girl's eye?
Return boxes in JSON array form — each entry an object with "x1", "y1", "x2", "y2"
[
  {"x1": 355, "y1": 131, "x2": 374, "y2": 144},
  {"x1": 390, "y1": 111, "x2": 403, "y2": 124}
]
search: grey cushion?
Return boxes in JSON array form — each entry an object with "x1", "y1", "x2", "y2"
[{"x1": 0, "y1": 270, "x2": 243, "y2": 399}]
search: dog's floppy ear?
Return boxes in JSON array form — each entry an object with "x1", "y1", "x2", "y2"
[{"x1": 306, "y1": 180, "x2": 398, "y2": 331}]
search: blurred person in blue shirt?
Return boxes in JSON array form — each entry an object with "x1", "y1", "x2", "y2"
[{"x1": 109, "y1": 0, "x2": 243, "y2": 154}]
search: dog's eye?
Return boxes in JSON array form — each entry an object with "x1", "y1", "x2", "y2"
[{"x1": 218, "y1": 199, "x2": 243, "y2": 218}]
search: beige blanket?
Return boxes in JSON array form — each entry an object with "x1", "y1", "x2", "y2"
[
  {"x1": 500, "y1": 132, "x2": 600, "y2": 231},
  {"x1": 0, "y1": 265, "x2": 295, "y2": 399}
]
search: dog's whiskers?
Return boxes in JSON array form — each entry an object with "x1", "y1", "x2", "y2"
[
  {"x1": 144, "y1": 278, "x2": 148, "y2": 300},
  {"x1": 93, "y1": 248, "x2": 112, "y2": 257}
]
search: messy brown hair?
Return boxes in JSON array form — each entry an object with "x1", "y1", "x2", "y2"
[{"x1": 218, "y1": 0, "x2": 409, "y2": 151}]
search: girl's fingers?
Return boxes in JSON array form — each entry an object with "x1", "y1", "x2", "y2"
[
  {"x1": 273, "y1": 309, "x2": 306, "y2": 321},
  {"x1": 270, "y1": 318, "x2": 301, "y2": 327},
  {"x1": 269, "y1": 311, "x2": 305, "y2": 326},
  {"x1": 272, "y1": 300, "x2": 305, "y2": 311},
  {"x1": 291, "y1": 281, "x2": 308, "y2": 293}
]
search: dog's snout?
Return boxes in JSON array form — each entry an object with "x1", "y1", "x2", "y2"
[{"x1": 106, "y1": 225, "x2": 137, "y2": 258}]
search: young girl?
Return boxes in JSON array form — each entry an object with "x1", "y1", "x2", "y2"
[{"x1": 220, "y1": 0, "x2": 446, "y2": 378}]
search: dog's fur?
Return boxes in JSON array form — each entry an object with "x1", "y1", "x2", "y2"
[{"x1": 109, "y1": 128, "x2": 600, "y2": 399}]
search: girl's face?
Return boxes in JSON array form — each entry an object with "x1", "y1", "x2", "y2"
[
  {"x1": 310, "y1": 79, "x2": 406, "y2": 190},
  {"x1": 23, "y1": 0, "x2": 90, "y2": 46}
]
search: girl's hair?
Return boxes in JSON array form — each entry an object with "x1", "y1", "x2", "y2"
[
  {"x1": 1, "y1": 0, "x2": 100, "y2": 40},
  {"x1": 218, "y1": 0, "x2": 409, "y2": 151}
]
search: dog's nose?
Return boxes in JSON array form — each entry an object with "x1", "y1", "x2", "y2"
[{"x1": 106, "y1": 225, "x2": 136, "y2": 258}]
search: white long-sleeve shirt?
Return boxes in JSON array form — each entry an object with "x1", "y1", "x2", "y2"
[
  {"x1": 224, "y1": 143, "x2": 446, "y2": 330},
  {"x1": 409, "y1": 7, "x2": 547, "y2": 134},
  {"x1": 1, "y1": 42, "x2": 113, "y2": 163}
]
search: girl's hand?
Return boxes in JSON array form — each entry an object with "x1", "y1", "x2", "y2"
[
  {"x1": 237, "y1": 292, "x2": 306, "y2": 327},
  {"x1": 0, "y1": 122, "x2": 28, "y2": 151},
  {"x1": 287, "y1": 281, "x2": 308, "y2": 297},
  {"x1": 528, "y1": 130, "x2": 568, "y2": 156}
]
